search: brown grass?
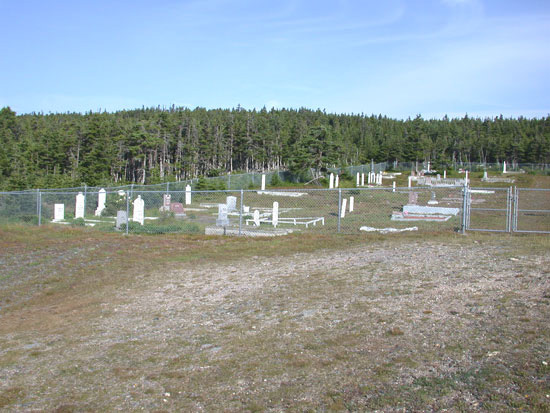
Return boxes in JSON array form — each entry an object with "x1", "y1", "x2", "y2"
[{"x1": 1, "y1": 225, "x2": 549, "y2": 411}]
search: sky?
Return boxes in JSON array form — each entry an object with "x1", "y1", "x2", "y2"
[{"x1": 0, "y1": 0, "x2": 549, "y2": 119}]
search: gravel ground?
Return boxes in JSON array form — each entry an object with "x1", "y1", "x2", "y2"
[{"x1": 1, "y1": 235, "x2": 549, "y2": 411}]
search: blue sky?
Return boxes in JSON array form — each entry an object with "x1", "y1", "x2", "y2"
[{"x1": 1, "y1": 0, "x2": 549, "y2": 118}]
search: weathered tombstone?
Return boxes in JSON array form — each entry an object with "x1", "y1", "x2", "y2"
[
  {"x1": 428, "y1": 192, "x2": 439, "y2": 205},
  {"x1": 185, "y1": 184, "x2": 191, "y2": 205},
  {"x1": 170, "y1": 202, "x2": 185, "y2": 216},
  {"x1": 53, "y1": 204, "x2": 64, "y2": 221},
  {"x1": 392, "y1": 181, "x2": 396, "y2": 192},
  {"x1": 361, "y1": 173, "x2": 365, "y2": 186},
  {"x1": 75, "y1": 192, "x2": 85, "y2": 219},
  {"x1": 341, "y1": 198, "x2": 347, "y2": 218},
  {"x1": 503, "y1": 161, "x2": 507, "y2": 174},
  {"x1": 253, "y1": 209, "x2": 260, "y2": 226},
  {"x1": 377, "y1": 173, "x2": 382, "y2": 185},
  {"x1": 133, "y1": 195, "x2": 145, "y2": 225},
  {"x1": 436, "y1": 174, "x2": 441, "y2": 180},
  {"x1": 116, "y1": 210, "x2": 127, "y2": 230},
  {"x1": 335, "y1": 175, "x2": 339, "y2": 188},
  {"x1": 427, "y1": 161, "x2": 431, "y2": 172},
  {"x1": 408, "y1": 176, "x2": 412, "y2": 188},
  {"x1": 367, "y1": 172, "x2": 372, "y2": 184},
  {"x1": 272, "y1": 201, "x2": 279, "y2": 227},
  {"x1": 349, "y1": 196, "x2": 354, "y2": 212},
  {"x1": 216, "y1": 204, "x2": 229, "y2": 226},
  {"x1": 443, "y1": 170, "x2": 447, "y2": 179},
  {"x1": 356, "y1": 173, "x2": 360, "y2": 187},
  {"x1": 329, "y1": 173, "x2": 334, "y2": 189},
  {"x1": 408, "y1": 191, "x2": 418, "y2": 205},
  {"x1": 95, "y1": 188, "x2": 106, "y2": 216},
  {"x1": 226, "y1": 196, "x2": 237, "y2": 212},
  {"x1": 483, "y1": 170, "x2": 488, "y2": 180},
  {"x1": 162, "y1": 194, "x2": 171, "y2": 211},
  {"x1": 261, "y1": 174, "x2": 266, "y2": 191}
]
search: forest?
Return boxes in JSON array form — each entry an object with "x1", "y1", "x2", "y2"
[{"x1": 0, "y1": 105, "x2": 549, "y2": 190}]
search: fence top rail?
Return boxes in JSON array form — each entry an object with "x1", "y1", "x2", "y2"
[{"x1": 515, "y1": 188, "x2": 550, "y2": 192}]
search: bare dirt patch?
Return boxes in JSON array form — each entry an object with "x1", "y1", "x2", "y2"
[{"x1": 1, "y1": 228, "x2": 549, "y2": 411}]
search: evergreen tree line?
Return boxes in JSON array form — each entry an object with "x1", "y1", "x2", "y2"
[{"x1": 0, "y1": 105, "x2": 549, "y2": 190}]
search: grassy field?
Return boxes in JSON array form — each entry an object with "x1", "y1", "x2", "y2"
[{"x1": 1, "y1": 224, "x2": 549, "y2": 411}]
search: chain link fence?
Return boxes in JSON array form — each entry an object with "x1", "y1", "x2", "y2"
[{"x1": 2, "y1": 185, "x2": 548, "y2": 236}]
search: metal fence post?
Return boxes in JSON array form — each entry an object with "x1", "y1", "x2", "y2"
[
  {"x1": 239, "y1": 189, "x2": 243, "y2": 236},
  {"x1": 461, "y1": 184, "x2": 468, "y2": 234},
  {"x1": 506, "y1": 186, "x2": 511, "y2": 233},
  {"x1": 337, "y1": 188, "x2": 342, "y2": 233},
  {"x1": 512, "y1": 186, "x2": 519, "y2": 232},
  {"x1": 37, "y1": 189, "x2": 42, "y2": 226},
  {"x1": 83, "y1": 184, "x2": 87, "y2": 217},
  {"x1": 126, "y1": 190, "x2": 130, "y2": 235}
]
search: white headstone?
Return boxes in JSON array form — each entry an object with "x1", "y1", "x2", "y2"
[
  {"x1": 226, "y1": 196, "x2": 237, "y2": 212},
  {"x1": 54, "y1": 204, "x2": 64, "y2": 221},
  {"x1": 361, "y1": 173, "x2": 365, "y2": 186},
  {"x1": 349, "y1": 196, "x2": 354, "y2": 212},
  {"x1": 261, "y1": 174, "x2": 266, "y2": 191},
  {"x1": 483, "y1": 170, "x2": 488, "y2": 180},
  {"x1": 444, "y1": 170, "x2": 447, "y2": 179},
  {"x1": 75, "y1": 192, "x2": 85, "y2": 219},
  {"x1": 427, "y1": 161, "x2": 431, "y2": 172},
  {"x1": 408, "y1": 176, "x2": 412, "y2": 188},
  {"x1": 335, "y1": 175, "x2": 339, "y2": 188},
  {"x1": 356, "y1": 173, "x2": 360, "y2": 187},
  {"x1": 243, "y1": 205, "x2": 250, "y2": 213},
  {"x1": 329, "y1": 173, "x2": 334, "y2": 189},
  {"x1": 367, "y1": 172, "x2": 372, "y2": 184},
  {"x1": 185, "y1": 184, "x2": 192, "y2": 205},
  {"x1": 253, "y1": 209, "x2": 260, "y2": 226},
  {"x1": 503, "y1": 161, "x2": 507, "y2": 174},
  {"x1": 272, "y1": 201, "x2": 279, "y2": 227},
  {"x1": 95, "y1": 188, "x2": 106, "y2": 216},
  {"x1": 341, "y1": 198, "x2": 347, "y2": 218},
  {"x1": 133, "y1": 195, "x2": 145, "y2": 225},
  {"x1": 377, "y1": 173, "x2": 382, "y2": 185},
  {"x1": 392, "y1": 181, "x2": 396, "y2": 192},
  {"x1": 465, "y1": 170, "x2": 469, "y2": 184},
  {"x1": 216, "y1": 204, "x2": 229, "y2": 226}
]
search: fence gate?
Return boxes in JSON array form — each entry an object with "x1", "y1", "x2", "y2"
[
  {"x1": 465, "y1": 187, "x2": 512, "y2": 233},
  {"x1": 465, "y1": 187, "x2": 550, "y2": 234},
  {"x1": 513, "y1": 188, "x2": 550, "y2": 233}
]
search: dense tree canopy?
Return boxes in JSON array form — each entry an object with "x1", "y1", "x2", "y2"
[{"x1": 0, "y1": 106, "x2": 548, "y2": 190}]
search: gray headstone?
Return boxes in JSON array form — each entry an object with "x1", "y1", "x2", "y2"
[
  {"x1": 216, "y1": 204, "x2": 229, "y2": 226},
  {"x1": 116, "y1": 210, "x2": 127, "y2": 230},
  {"x1": 408, "y1": 191, "x2": 418, "y2": 205}
]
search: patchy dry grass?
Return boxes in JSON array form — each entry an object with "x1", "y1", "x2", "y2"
[{"x1": 1, "y1": 225, "x2": 549, "y2": 411}]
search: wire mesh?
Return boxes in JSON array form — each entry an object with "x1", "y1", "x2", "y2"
[
  {"x1": 466, "y1": 188, "x2": 511, "y2": 232},
  {"x1": 515, "y1": 188, "x2": 550, "y2": 233},
  {"x1": 2, "y1": 184, "x2": 549, "y2": 236}
]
